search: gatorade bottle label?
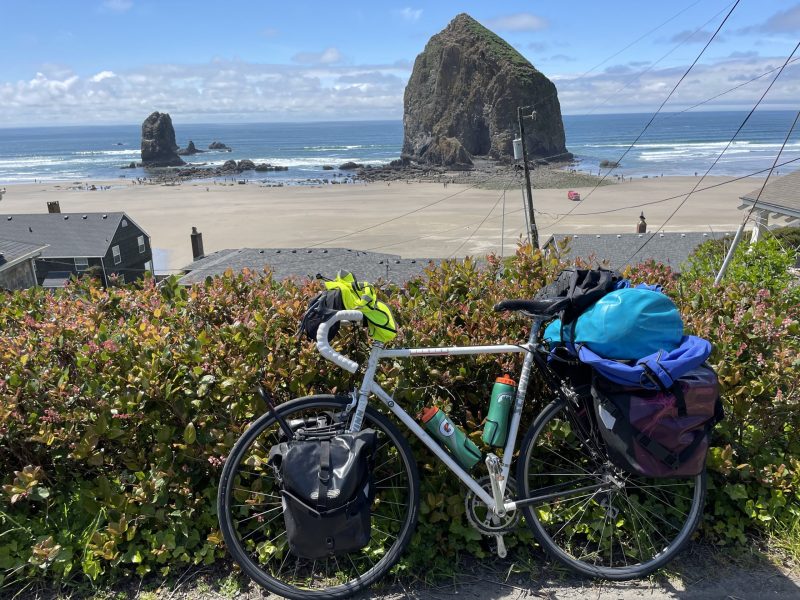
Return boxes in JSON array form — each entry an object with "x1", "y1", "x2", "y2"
[
  {"x1": 439, "y1": 420, "x2": 455, "y2": 437},
  {"x1": 498, "y1": 393, "x2": 513, "y2": 405}
]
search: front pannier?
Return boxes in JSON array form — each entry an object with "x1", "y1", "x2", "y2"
[
  {"x1": 592, "y1": 364, "x2": 723, "y2": 478},
  {"x1": 269, "y1": 426, "x2": 377, "y2": 559}
]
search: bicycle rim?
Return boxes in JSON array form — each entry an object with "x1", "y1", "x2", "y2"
[
  {"x1": 517, "y1": 399, "x2": 705, "y2": 579},
  {"x1": 218, "y1": 395, "x2": 419, "y2": 599}
]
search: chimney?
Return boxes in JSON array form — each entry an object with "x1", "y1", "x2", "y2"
[
  {"x1": 191, "y1": 226, "x2": 205, "y2": 260},
  {"x1": 637, "y1": 212, "x2": 647, "y2": 234},
  {"x1": 47, "y1": 201, "x2": 61, "y2": 214}
]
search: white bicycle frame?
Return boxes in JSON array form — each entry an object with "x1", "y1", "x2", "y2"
[{"x1": 316, "y1": 310, "x2": 543, "y2": 515}]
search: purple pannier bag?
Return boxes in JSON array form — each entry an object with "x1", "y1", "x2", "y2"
[{"x1": 592, "y1": 364, "x2": 723, "y2": 478}]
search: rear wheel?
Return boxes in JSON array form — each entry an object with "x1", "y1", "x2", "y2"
[
  {"x1": 218, "y1": 394, "x2": 420, "y2": 599},
  {"x1": 517, "y1": 398, "x2": 706, "y2": 580}
]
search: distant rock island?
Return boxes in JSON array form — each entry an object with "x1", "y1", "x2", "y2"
[
  {"x1": 140, "y1": 112, "x2": 185, "y2": 167},
  {"x1": 208, "y1": 141, "x2": 232, "y2": 151},
  {"x1": 177, "y1": 140, "x2": 204, "y2": 156},
  {"x1": 402, "y1": 13, "x2": 570, "y2": 168}
]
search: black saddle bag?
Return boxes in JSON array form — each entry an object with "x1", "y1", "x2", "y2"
[{"x1": 269, "y1": 425, "x2": 377, "y2": 559}]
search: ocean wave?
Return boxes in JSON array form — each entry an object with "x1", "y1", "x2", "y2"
[
  {"x1": 73, "y1": 149, "x2": 139, "y2": 156},
  {"x1": 581, "y1": 141, "x2": 800, "y2": 151},
  {"x1": 302, "y1": 145, "x2": 365, "y2": 151},
  {"x1": 201, "y1": 157, "x2": 392, "y2": 168}
]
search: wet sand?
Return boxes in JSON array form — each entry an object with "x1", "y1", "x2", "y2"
[{"x1": 0, "y1": 176, "x2": 760, "y2": 272}]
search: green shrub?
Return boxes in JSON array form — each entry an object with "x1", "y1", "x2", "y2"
[{"x1": 1, "y1": 242, "x2": 799, "y2": 587}]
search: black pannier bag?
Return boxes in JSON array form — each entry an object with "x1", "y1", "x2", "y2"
[
  {"x1": 592, "y1": 364, "x2": 723, "y2": 478},
  {"x1": 298, "y1": 289, "x2": 344, "y2": 342},
  {"x1": 269, "y1": 425, "x2": 377, "y2": 559}
]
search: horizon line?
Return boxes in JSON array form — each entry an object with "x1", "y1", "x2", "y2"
[{"x1": 0, "y1": 107, "x2": 796, "y2": 130}]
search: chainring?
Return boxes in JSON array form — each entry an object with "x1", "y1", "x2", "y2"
[{"x1": 464, "y1": 475, "x2": 520, "y2": 535}]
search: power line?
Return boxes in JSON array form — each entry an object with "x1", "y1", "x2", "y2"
[
  {"x1": 626, "y1": 40, "x2": 800, "y2": 265},
  {"x1": 581, "y1": 1, "x2": 737, "y2": 117},
  {"x1": 448, "y1": 180, "x2": 513, "y2": 258},
  {"x1": 304, "y1": 172, "x2": 505, "y2": 248},
  {"x1": 546, "y1": 0, "x2": 741, "y2": 230},
  {"x1": 743, "y1": 109, "x2": 800, "y2": 223}
]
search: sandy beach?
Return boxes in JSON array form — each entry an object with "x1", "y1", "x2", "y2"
[{"x1": 0, "y1": 176, "x2": 762, "y2": 272}]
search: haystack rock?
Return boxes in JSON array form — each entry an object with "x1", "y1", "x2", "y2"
[
  {"x1": 402, "y1": 13, "x2": 570, "y2": 166},
  {"x1": 140, "y1": 112, "x2": 185, "y2": 167}
]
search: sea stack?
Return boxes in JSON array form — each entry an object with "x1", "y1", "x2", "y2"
[
  {"x1": 402, "y1": 13, "x2": 570, "y2": 167},
  {"x1": 140, "y1": 112, "x2": 185, "y2": 167}
]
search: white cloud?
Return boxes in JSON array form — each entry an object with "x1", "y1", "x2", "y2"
[
  {"x1": 1, "y1": 54, "x2": 797, "y2": 125},
  {"x1": 745, "y1": 5, "x2": 800, "y2": 33},
  {"x1": 396, "y1": 7, "x2": 423, "y2": 22},
  {"x1": 292, "y1": 47, "x2": 344, "y2": 65},
  {"x1": 101, "y1": 0, "x2": 133, "y2": 13},
  {"x1": 483, "y1": 13, "x2": 548, "y2": 32},
  {"x1": 261, "y1": 27, "x2": 280, "y2": 38},
  {"x1": 0, "y1": 60, "x2": 411, "y2": 125},
  {"x1": 554, "y1": 57, "x2": 800, "y2": 114},
  {"x1": 90, "y1": 70, "x2": 116, "y2": 82}
]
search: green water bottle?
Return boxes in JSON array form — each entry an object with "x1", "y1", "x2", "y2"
[
  {"x1": 482, "y1": 375, "x2": 516, "y2": 447},
  {"x1": 420, "y1": 407, "x2": 481, "y2": 470}
]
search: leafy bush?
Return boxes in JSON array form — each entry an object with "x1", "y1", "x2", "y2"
[{"x1": 1, "y1": 242, "x2": 799, "y2": 587}]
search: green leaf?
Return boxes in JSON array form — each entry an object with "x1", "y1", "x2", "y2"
[{"x1": 184, "y1": 422, "x2": 197, "y2": 445}]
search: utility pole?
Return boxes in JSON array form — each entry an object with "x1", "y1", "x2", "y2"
[{"x1": 517, "y1": 106, "x2": 539, "y2": 248}]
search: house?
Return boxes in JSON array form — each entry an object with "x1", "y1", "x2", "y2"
[
  {"x1": 179, "y1": 247, "x2": 434, "y2": 285},
  {"x1": 0, "y1": 212, "x2": 153, "y2": 287},
  {"x1": 738, "y1": 169, "x2": 800, "y2": 245},
  {"x1": 0, "y1": 238, "x2": 48, "y2": 290},
  {"x1": 542, "y1": 231, "x2": 735, "y2": 273}
]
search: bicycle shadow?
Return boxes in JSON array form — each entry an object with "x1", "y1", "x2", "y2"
[{"x1": 354, "y1": 544, "x2": 800, "y2": 600}]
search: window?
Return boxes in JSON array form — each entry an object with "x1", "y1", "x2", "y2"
[
  {"x1": 138, "y1": 235, "x2": 146, "y2": 254},
  {"x1": 74, "y1": 257, "x2": 89, "y2": 271},
  {"x1": 112, "y1": 245, "x2": 121, "y2": 265},
  {"x1": 144, "y1": 260, "x2": 154, "y2": 273},
  {"x1": 121, "y1": 219, "x2": 128, "y2": 227}
]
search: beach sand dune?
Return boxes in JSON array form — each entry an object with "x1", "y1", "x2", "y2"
[{"x1": 0, "y1": 176, "x2": 761, "y2": 272}]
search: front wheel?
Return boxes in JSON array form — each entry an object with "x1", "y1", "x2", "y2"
[
  {"x1": 218, "y1": 394, "x2": 420, "y2": 600},
  {"x1": 517, "y1": 398, "x2": 706, "y2": 580}
]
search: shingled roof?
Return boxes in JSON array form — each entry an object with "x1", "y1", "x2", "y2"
[
  {"x1": 739, "y1": 169, "x2": 800, "y2": 219},
  {"x1": 544, "y1": 232, "x2": 734, "y2": 272},
  {"x1": 0, "y1": 238, "x2": 48, "y2": 271},
  {"x1": 0, "y1": 213, "x2": 128, "y2": 258},
  {"x1": 179, "y1": 248, "x2": 436, "y2": 285}
]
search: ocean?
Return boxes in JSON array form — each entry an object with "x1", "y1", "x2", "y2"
[{"x1": 0, "y1": 110, "x2": 798, "y2": 184}]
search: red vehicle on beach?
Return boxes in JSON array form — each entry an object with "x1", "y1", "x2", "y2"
[{"x1": 567, "y1": 190, "x2": 581, "y2": 201}]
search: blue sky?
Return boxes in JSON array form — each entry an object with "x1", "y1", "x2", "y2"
[{"x1": 0, "y1": 0, "x2": 798, "y2": 125}]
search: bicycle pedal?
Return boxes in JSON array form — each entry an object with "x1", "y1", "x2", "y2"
[{"x1": 494, "y1": 533, "x2": 507, "y2": 559}]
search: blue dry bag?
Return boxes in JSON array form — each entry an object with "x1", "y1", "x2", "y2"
[{"x1": 545, "y1": 288, "x2": 683, "y2": 361}]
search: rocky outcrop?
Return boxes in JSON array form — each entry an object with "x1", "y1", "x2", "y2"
[
  {"x1": 237, "y1": 159, "x2": 256, "y2": 171},
  {"x1": 140, "y1": 112, "x2": 185, "y2": 167},
  {"x1": 177, "y1": 140, "x2": 204, "y2": 156},
  {"x1": 415, "y1": 136, "x2": 473, "y2": 169},
  {"x1": 221, "y1": 159, "x2": 238, "y2": 171},
  {"x1": 208, "y1": 141, "x2": 232, "y2": 151},
  {"x1": 339, "y1": 161, "x2": 363, "y2": 170},
  {"x1": 255, "y1": 163, "x2": 288, "y2": 172},
  {"x1": 402, "y1": 13, "x2": 569, "y2": 166}
]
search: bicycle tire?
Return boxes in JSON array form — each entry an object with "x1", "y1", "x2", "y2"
[
  {"x1": 218, "y1": 394, "x2": 420, "y2": 600},
  {"x1": 517, "y1": 398, "x2": 706, "y2": 580}
]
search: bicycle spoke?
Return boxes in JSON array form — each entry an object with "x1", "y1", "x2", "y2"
[
  {"x1": 519, "y1": 399, "x2": 705, "y2": 576},
  {"x1": 220, "y1": 397, "x2": 417, "y2": 596}
]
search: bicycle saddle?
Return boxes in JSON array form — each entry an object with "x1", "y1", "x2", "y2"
[{"x1": 493, "y1": 297, "x2": 568, "y2": 317}]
